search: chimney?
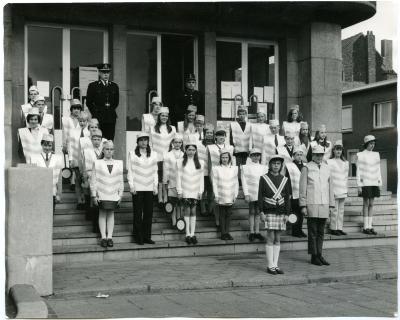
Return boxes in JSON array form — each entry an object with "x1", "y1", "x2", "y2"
[
  {"x1": 366, "y1": 31, "x2": 376, "y2": 83},
  {"x1": 381, "y1": 39, "x2": 393, "y2": 70}
]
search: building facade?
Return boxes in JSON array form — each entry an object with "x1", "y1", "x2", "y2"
[
  {"x1": 4, "y1": 2, "x2": 377, "y2": 166},
  {"x1": 342, "y1": 79, "x2": 397, "y2": 192}
]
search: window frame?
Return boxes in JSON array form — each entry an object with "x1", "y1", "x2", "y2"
[
  {"x1": 372, "y1": 100, "x2": 396, "y2": 129},
  {"x1": 341, "y1": 104, "x2": 353, "y2": 132}
]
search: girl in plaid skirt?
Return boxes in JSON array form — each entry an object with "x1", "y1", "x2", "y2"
[{"x1": 259, "y1": 155, "x2": 292, "y2": 275}]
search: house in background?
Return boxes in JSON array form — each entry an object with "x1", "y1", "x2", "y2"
[{"x1": 341, "y1": 31, "x2": 397, "y2": 192}]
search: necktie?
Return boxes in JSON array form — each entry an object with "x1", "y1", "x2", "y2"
[
  {"x1": 46, "y1": 153, "x2": 49, "y2": 161},
  {"x1": 80, "y1": 128, "x2": 84, "y2": 138},
  {"x1": 274, "y1": 135, "x2": 278, "y2": 147}
]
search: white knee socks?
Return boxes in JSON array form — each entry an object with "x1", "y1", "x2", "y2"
[
  {"x1": 184, "y1": 216, "x2": 190, "y2": 236},
  {"x1": 266, "y1": 245, "x2": 274, "y2": 269},
  {"x1": 273, "y1": 245, "x2": 280, "y2": 268},
  {"x1": 190, "y1": 216, "x2": 196, "y2": 236},
  {"x1": 249, "y1": 214, "x2": 255, "y2": 233},
  {"x1": 364, "y1": 216, "x2": 373, "y2": 229}
]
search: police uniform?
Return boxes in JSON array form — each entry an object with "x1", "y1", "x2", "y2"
[
  {"x1": 173, "y1": 74, "x2": 204, "y2": 126},
  {"x1": 86, "y1": 63, "x2": 119, "y2": 140}
]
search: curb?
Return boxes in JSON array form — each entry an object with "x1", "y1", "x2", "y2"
[
  {"x1": 10, "y1": 284, "x2": 48, "y2": 318},
  {"x1": 49, "y1": 270, "x2": 397, "y2": 299}
]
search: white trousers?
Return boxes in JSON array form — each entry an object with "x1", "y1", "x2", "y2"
[{"x1": 330, "y1": 198, "x2": 345, "y2": 230}]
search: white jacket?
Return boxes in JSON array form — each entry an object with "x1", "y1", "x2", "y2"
[
  {"x1": 261, "y1": 134, "x2": 285, "y2": 164},
  {"x1": 327, "y1": 158, "x2": 349, "y2": 198},
  {"x1": 241, "y1": 162, "x2": 268, "y2": 202},
  {"x1": 250, "y1": 123, "x2": 269, "y2": 151},
  {"x1": 230, "y1": 121, "x2": 252, "y2": 153},
  {"x1": 211, "y1": 165, "x2": 239, "y2": 205},
  {"x1": 356, "y1": 150, "x2": 382, "y2": 187},
  {"x1": 90, "y1": 159, "x2": 124, "y2": 201},
  {"x1": 142, "y1": 113, "x2": 157, "y2": 134},
  {"x1": 163, "y1": 149, "x2": 184, "y2": 188},
  {"x1": 176, "y1": 158, "x2": 204, "y2": 199},
  {"x1": 150, "y1": 126, "x2": 176, "y2": 161},
  {"x1": 284, "y1": 162, "x2": 301, "y2": 199},
  {"x1": 18, "y1": 127, "x2": 49, "y2": 163},
  {"x1": 127, "y1": 150, "x2": 159, "y2": 192}
]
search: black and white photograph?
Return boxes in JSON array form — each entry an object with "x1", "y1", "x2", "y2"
[{"x1": 2, "y1": 0, "x2": 398, "y2": 318}]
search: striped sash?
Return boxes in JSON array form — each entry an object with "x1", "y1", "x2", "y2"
[{"x1": 262, "y1": 175, "x2": 287, "y2": 206}]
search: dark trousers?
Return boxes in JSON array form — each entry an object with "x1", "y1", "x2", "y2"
[
  {"x1": 101, "y1": 122, "x2": 116, "y2": 140},
  {"x1": 234, "y1": 152, "x2": 248, "y2": 166},
  {"x1": 291, "y1": 199, "x2": 304, "y2": 235},
  {"x1": 219, "y1": 205, "x2": 233, "y2": 235},
  {"x1": 132, "y1": 192, "x2": 154, "y2": 241},
  {"x1": 307, "y1": 218, "x2": 327, "y2": 256}
]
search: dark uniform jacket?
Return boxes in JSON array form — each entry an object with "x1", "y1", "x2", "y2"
[
  {"x1": 86, "y1": 80, "x2": 119, "y2": 124},
  {"x1": 170, "y1": 89, "x2": 204, "y2": 126},
  {"x1": 258, "y1": 172, "x2": 292, "y2": 215}
]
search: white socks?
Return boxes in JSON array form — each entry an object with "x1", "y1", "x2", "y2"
[
  {"x1": 190, "y1": 216, "x2": 196, "y2": 236},
  {"x1": 364, "y1": 216, "x2": 374, "y2": 229},
  {"x1": 266, "y1": 245, "x2": 274, "y2": 268},
  {"x1": 249, "y1": 214, "x2": 255, "y2": 233},
  {"x1": 184, "y1": 216, "x2": 190, "y2": 236},
  {"x1": 273, "y1": 245, "x2": 280, "y2": 268}
]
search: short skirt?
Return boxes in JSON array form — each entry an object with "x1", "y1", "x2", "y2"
[
  {"x1": 99, "y1": 200, "x2": 118, "y2": 210},
  {"x1": 168, "y1": 187, "x2": 178, "y2": 198},
  {"x1": 182, "y1": 198, "x2": 198, "y2": 208},
  {"x1": 361, "y1": 186, "x2": 380, "y2": 198},
  {"x1": 265, "y1": 213, "x2": 286, "y2": 231}
]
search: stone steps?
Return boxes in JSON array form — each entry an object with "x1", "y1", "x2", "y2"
[{"x1": 53, "y1": 231, "x2": 398, "y2": 264}]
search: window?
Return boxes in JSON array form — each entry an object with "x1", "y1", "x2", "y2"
[
  {"x1": 373, "y1": 101, "x2": 395, "y2": 128},
  {"x1": 347, "y1": 149, "x2": 359, "y2": 177},
  {"x1": 341, "y1": 105, "x2": 352, "y2": 132},
  {"x1": 216, "y1": 39, "x2": 278, "y2": 121}
]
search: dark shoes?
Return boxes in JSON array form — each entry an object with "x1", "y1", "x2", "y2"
[
  {"x1": 311, "y1": 255, "x2": 322, "y2": 266},
  {"x1": 191, "y1": 236, "x2": 198, "y2": 245},
  {"x1": 144, "y1": 239, "x2": 155, "y2": 244},
  {"x1": 363, "y1": 228, "x2": 377, "y2": 235},
  {"x1": 339, "y1": 230, "x2": 347, "y2": 235},
  {"x1": 318, "y1": 255, "x2": 330, "y2": 265},
  {"x1": 267, "y1": 267, "x2": 277, "y2": 275},
  {"x1": 254, "y1": 233, "x2": 265, "y2": 241},
  {"x1": 249, "y1": 233, "x2": 255, "y2": 242},
  {"x1": 331, "y1": 230, "x2": 347, "y2": 236},
  {"x1": 107, "y1": 239, "x2": 114, "y2": 247},
  {"x1": 186, "y1": 236, "x2": 191, "y2": 244},
  {"x1": 221, "y1": 233, "x2": 233, "y2": 240},
  {"x1": 100, "y1": 238, "x2": 108, "y2": 248},
  {"x1": 275, "y1": 267, "x2": 284, "y2": 274}
]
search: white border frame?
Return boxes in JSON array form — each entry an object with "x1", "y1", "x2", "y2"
[{"x1": 372, "y1": 100, "x2": 396, "y2": 129}]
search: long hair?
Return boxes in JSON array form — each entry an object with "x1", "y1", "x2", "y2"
[
  {"x1": 202, "y1": 128, "x2": 215, "y2": 147},
  {"x1": 135, "y1": 138, "x2": 151, "y2": 157},
  {"x1": 313, "y1": 130, "x2": 330, "y2": 148},
  {"x1": 183, "y1": 112, "x2": 196, "y2": 131},
  {"x1": 168, "y1": 138, "x2": 184, "y2": 152},
  {"x1": 155, "y1": 113, "x2": 172, "y2": 133},
  {"x1": 182, "y1": 145, "x2": 201, "y2": 169},
  {"x1": 329, "y1": 145, "x2": 346, "y2": 161},
  {"x1": 287, "y1": 109, "x2": 303, "y2": 123},
  {"x1": 219, "y1": 152, "x2": 232, "y2": 165},
  {"x1": 299, "y1": 129, "x2": 312, "y2": 145}
]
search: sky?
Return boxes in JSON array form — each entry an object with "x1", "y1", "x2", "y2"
[{"x1": 341, "y1": 0, "x2": 399, "y2": 72}]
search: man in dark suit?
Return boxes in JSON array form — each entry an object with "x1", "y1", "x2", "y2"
[
  {"x1": 86, "y1": 63, "x2": 119, "y2": 140},
  {"x1": 172, "y1": 73, "x2": 203, "y2": 126}
]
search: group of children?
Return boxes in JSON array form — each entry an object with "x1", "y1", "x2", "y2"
[{"x1": 18, "y1": 89, "x2": 383, "y2": 272}]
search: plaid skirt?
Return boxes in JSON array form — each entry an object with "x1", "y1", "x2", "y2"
[{"x1": 265, "y1": 213, "x2": 286, "y2": 231}]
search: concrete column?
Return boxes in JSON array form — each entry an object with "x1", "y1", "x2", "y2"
[
  {"x1": 6, "y1": 167, "x2": 53, "y2": 295},
  {"x1": 112, "y1": 25, "x2": 127, "y2": 163},
  {"x1": 203, "y1": 32, "x2": 217, "y2": 126},
  {"x1": 298, "y1": 22, "x2": 342, "y2": 142}
]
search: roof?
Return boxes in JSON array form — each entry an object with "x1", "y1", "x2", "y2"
[
  {"x1": 342, "y1": 32, "x2": 364, "y2": 52},
  {"x1": 343, "y1": 78, "x2": 397, "y2": 94}
]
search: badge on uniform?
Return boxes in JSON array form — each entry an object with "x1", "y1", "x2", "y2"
[
  {"x1": 176, "y1": 217, "x2": 186, "y2": 232},
  {"x1": 288, "y1": 213, "x2": 297, "y2": 224},
  {"x1": 164, "y1": 202, "x2": 174, "y2": 215}
]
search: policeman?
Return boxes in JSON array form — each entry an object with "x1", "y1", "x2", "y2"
[
  {"x1": 86, "y1": 63, "x2": 119, "y2": 140},
  {"x1": 173, "y1": 73, "x2": 203, "y2": 126}
]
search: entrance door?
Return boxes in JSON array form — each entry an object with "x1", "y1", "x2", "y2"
[
  {"x1": 126, "y1": 32, "x2": 197, "y2": 131},
  {"x1": 26, "y1": 23, "x2": 108, "y2": 150}
]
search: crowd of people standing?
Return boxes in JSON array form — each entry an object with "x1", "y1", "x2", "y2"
[{"x1": 17, "y1": 66, "x2": 383, "y2": 274}]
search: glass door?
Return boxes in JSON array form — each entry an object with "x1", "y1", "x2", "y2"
[{"x1": 26, "y1": 23, "x2": 108, "y2": 150}]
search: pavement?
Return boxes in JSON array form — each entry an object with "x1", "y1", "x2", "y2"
[
  {"x1": 45, "y1": 279, "x2": 397, "y2": 318},
  {"x1": 51, "y1": 245, "x2": 397, "y2": 297},
  {"x1": 39, "y1": 245, "x2": 398, "y2": 318}
]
